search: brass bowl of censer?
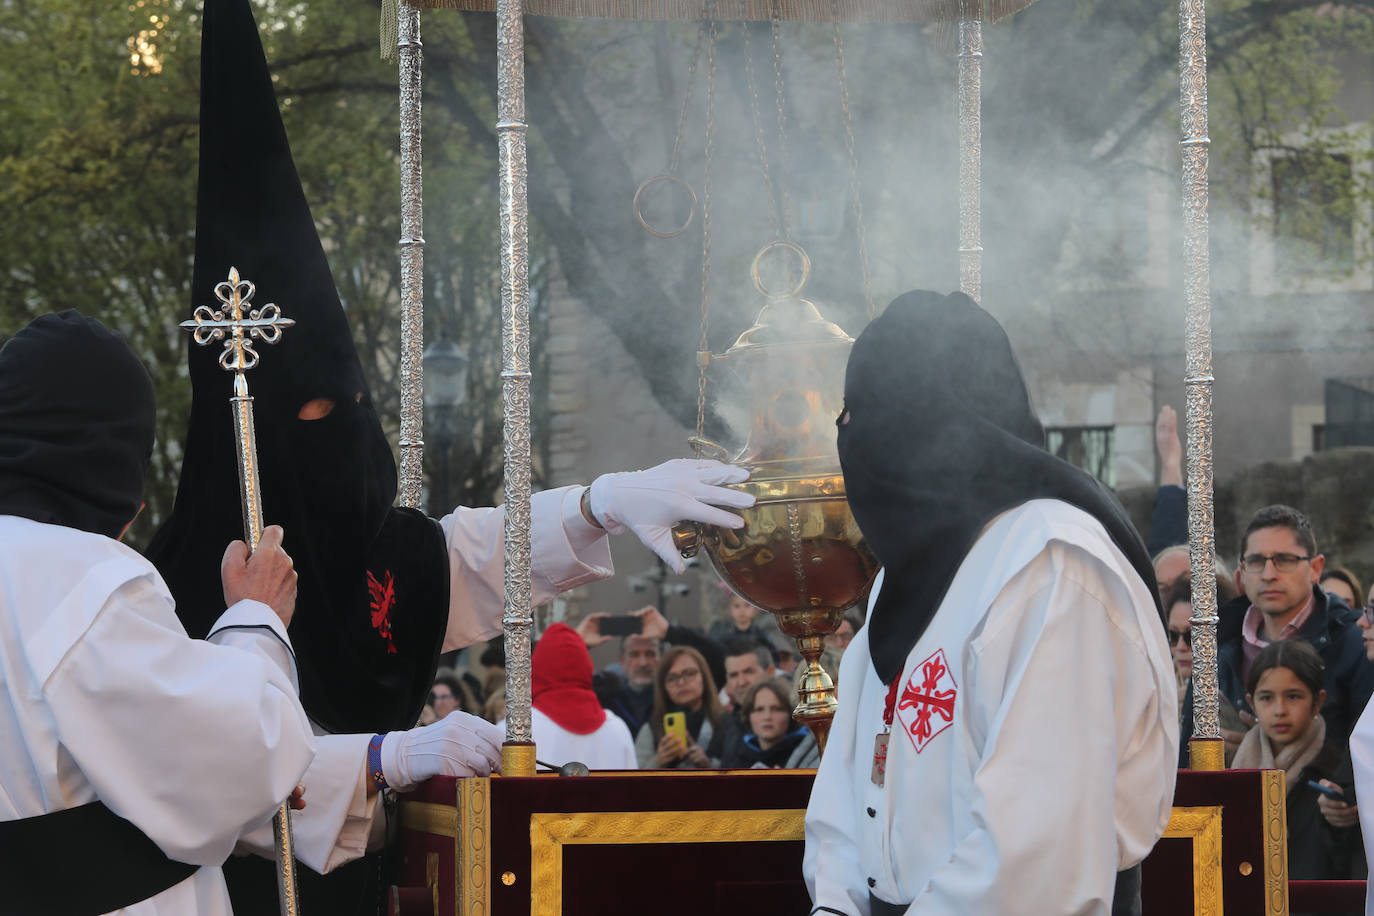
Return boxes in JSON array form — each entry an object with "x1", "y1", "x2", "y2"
[{"x1": 673, "y1": 243, "x2": 879, "y2": 754}]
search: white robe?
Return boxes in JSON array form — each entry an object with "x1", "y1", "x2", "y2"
[
  {"x1": 499, "y1": 708, "x2": 638, "y2": 771},
  {"x1": 437, "y1": 486, "x2": 614, "y2": 654},
  {"x1": 804, "y1": 500, "x2": 1178, "y2": 915},
  {"x1": 0, "y1": 516, "x2": 318, "y2": 916},
  {"x1": 1348, "y1": 698, "x2": 1374, "y2": 915},
  {"x1": 0, "y1": 487, "x2": 615, "y2": 913},
  {"x1": 230, "y1": 485, "x2": 619, "y2": 864}
]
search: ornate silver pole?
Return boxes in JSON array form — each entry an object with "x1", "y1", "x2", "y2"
[
  {"x1": 957, "y1": 15, "x2": 982, "y2": 302},
  {"x1": 1180, "y1": 0, "x2": 1220, "y2": 771},
  {"x1": 180, "y1": 267, "x2": 301, "y2": 916},
  {"x1": 397, "y1": 1, "x2": 426, "y2": 511},
  {"x1": 496, "y1": 0, "x2": 536, "y2": 777}
]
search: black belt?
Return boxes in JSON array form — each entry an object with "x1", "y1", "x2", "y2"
[
  {"x1": 868, "y1": 863, "x2": 1143, "y2": 916},
  {"x1": 0, "y1": 801, "x2": 198, "y2": 915}
]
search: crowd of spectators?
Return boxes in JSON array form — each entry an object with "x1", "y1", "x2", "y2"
[
  {"x1": 1150, "y1": 405, "x2": 1372, "y2": 893},
  {"x1": 416, "y1": 577, "x2": 854, "y2": 774}
]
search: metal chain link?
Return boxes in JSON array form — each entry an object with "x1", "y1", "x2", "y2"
[
  {"x1": 768, "y1": 0, "x2": 796, "y2": 239},
  {"x1": 695, "y1": 9, "x2": 720, "y2": 447},
  {"x1": 740, "y1": 8, "x2": 784, "y2": 242},
  {"x1": 668, "y1": 21, "x2": 707, "y2": 176},
  {"x1": 831, "y1": 2, "x2": 875, "y2": 316}
]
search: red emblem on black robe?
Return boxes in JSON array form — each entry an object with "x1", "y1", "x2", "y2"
[{"x1": 367, "y1": 569, "x2": 398, "y2": 655}]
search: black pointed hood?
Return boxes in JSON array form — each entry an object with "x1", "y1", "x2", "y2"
[
  {"x1": 146, "y1": 0, "x2": 448, "y2": 734},
  {"x1": 837, "y1": 290, "x2": 1162, "y2": 685}
]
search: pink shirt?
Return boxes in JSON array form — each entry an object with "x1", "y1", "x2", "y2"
[{"x1": 1240, "y1": 594, "x2": 1315, "y2": 686}]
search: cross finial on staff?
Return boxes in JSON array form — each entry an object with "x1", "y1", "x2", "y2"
[{"x1": 180, "y1": 266, "x2": 295, "y2": 392}]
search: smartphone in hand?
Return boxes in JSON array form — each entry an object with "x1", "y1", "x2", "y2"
[
  {"x1": 597, "y1": 615, "x2": 642, "y2": 638},
  {"x1": 663, "y1": 711, "x2": 689, "y2": 748},
  {"x1": 1308, "y1": 780, "x2": 1356, "y2": 804}
]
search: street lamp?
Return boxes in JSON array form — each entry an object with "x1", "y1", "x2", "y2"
[{"x1": 422, "y1": 335, "x2": 468, "y2": 515}]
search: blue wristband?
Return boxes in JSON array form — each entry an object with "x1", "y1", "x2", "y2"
[{"x1": 368, "y1": 734, "x2": 388, "y2": 790}]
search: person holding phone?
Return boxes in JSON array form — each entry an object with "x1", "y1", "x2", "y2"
[
  {"x1": 1233, "y1": 639, "x2": 1365, "y2": 883},
  {"x1": 634, "y1": 646, "x2": 726, "y2": 768}
]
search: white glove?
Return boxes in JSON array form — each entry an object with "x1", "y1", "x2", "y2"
[
  {"x1": 380, "y1": 711, "x2": 503, "y2": 791},
  {"x1": 588, "y1": 458, "x2": 754, "y2": 573}
]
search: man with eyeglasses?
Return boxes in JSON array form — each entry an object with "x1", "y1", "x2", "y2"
[{"x1": 1178, "y1": 504, "x2": 1374, "y2": 771}]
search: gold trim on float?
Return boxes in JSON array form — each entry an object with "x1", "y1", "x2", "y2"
[
  {"x1": 458, "y1": 778, "x2": 491, "y2": 916},
  {"x1": 400, "y1": 801, "x2": 459, "y2": 838},
  {"x1": 1260, "y1": 770, "x2": 1290, "y2": 916},
  {"x1": 426, "y1": 853, "x2": 440, "y2": 916},
  {"x1": 1164, "y1": 805, "x2": 1224, "y2": 916},
  {"x1": 527, "y1": 808, "x2": 806, "y2": 916}
]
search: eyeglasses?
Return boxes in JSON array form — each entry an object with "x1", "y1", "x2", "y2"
[
  {"x1": 664, "y1": 669, "x2": 702, "y2": 685},
  {"x1": 429, "y1": 691, "x2": 454, "y2": 704},
  {"x1": 1167, "y1": 629, "x2": 1192, "y2": 649},
  {"x1": 1239, "y1": 552, "x2": 1312, "y2": 574}
]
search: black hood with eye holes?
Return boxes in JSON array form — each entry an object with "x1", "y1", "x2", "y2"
[{"x1": 145, "y1": 0, "x2": 447, "y2": 735}]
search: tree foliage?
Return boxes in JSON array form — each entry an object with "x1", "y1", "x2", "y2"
[{"x1": 2, "y1": 0, "x2": 1370, "y2": 547}]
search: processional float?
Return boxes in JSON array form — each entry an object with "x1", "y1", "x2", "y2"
[{"x1": 381, "y1": 0, "x2": 1310, "y2": 912}]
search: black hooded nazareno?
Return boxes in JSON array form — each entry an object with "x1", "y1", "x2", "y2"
[{"x1": 145, "y1": 0, "x2": 449, "y2": 738}]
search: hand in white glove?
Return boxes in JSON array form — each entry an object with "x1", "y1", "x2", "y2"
[
  {"x1": 380, "y1": 711, "x2": 503, "y2": 791},
  {"x1": 588, "y1": 458, "x2": 754, "y2": 573}
]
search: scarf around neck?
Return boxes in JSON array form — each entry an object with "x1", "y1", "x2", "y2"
[{"x1": 1232, "y1": 713, "x2": 1327, "y2": 794}]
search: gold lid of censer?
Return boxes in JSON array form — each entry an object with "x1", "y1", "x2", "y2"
[{"x1": 674, "y1": 242, "x2": 879, "y2": 753}]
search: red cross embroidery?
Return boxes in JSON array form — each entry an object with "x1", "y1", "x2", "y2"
[
  {"x1": 895, "y1": 648, "x2": 958, "y2": 753},
  {"x1": 366, "y1": 569, "x2": 398, "y2": 655}
]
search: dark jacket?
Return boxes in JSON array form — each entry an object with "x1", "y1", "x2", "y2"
[
  {"x1": 1286, "y1": 740, "x2": 1366, "y2": 886},
  {"x1": 721, "y1": 725, "x2": 810, "y2": 769},
  {"x1": 1179, "y1": 586, "x2": 1374, "y2": 766},
  {"x1": 1146, "y1": 484, "x2": 1187, "y2": 557},
  {"x1": 601, "y1": 675, "x2": 654, "y2": 738}
]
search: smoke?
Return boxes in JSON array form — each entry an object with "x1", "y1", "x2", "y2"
[{"x1": 468, "y1": 3, "x2": 1374, "y2": 483}]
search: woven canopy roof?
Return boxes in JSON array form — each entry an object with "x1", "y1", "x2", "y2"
[{"x1": 402, "y1": 0, "x2": 1037, "y2": 24}]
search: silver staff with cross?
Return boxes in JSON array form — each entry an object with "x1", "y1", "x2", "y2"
[{"x1": 180, "y1": 265, "x2": 302, "y2": 916}]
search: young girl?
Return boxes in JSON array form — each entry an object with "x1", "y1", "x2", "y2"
[{"x1": 1233, "y1": 640, "x2": 1366, "y2": 884}]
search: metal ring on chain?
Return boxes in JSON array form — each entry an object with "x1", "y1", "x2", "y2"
[
  {"x1": 633, "y1": 174, "x2": 698, "y2": 239},
  {"x1": 751, "y1": 240, "x2": 811, "y2": 300}
]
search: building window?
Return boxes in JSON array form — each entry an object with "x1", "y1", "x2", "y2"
[
  {"x1": 1272, "y1": 151, "x2": 1356, "y2": 277},
  {"x1": 1046, "y1": 425, "x2": 1116, "y2": 487},
  {"x1": 1324, "y1": 377, "x2": 1374, "y2": 448}
]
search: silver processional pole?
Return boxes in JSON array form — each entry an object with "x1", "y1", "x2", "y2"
[
  {"x1": 1179, "y1": 0, "x2": 1221, "y2": 771},
  {"x1": 397, "y1": 1, "x2": 426, "y2": 511},
  {"x1": 496, "y1": 0, "x2": 537, "y2": 777},
  {"x1": 957, "y1": 9, "x2": 982, "y2": 302},
  {"x1": 180, "y1": 269, "x2": 301, "y2": 916}
]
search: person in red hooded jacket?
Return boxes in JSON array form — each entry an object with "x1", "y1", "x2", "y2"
[{"x1": 519, "y1": 623, "x2": 638, "y2": 770}]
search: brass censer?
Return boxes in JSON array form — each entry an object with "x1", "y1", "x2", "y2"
[{"x1": 673, "y1": 242, "x2": 879, "y2": 754}]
